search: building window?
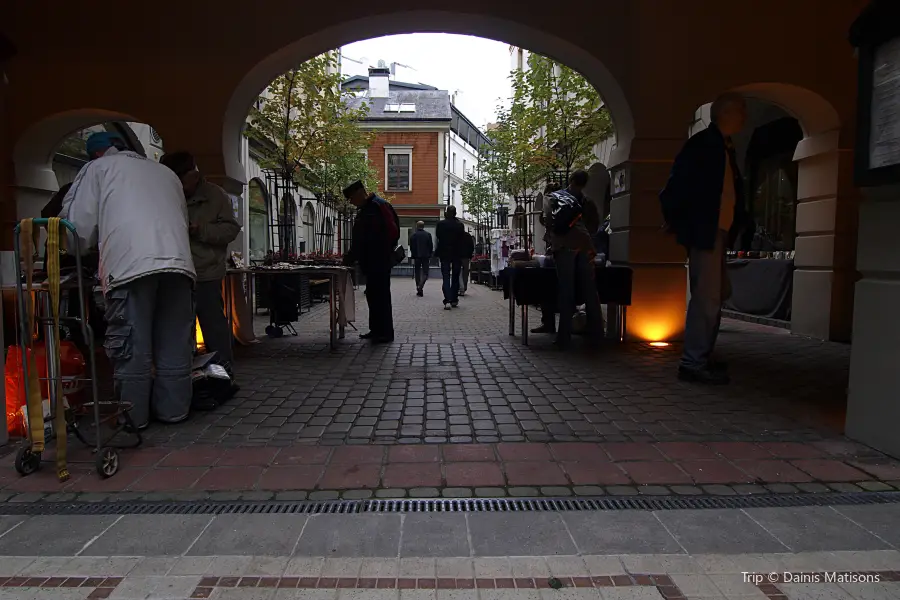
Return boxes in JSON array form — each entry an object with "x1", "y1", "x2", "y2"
[
  {"x1": 386, "y1": 147, "x2": 412, "y2": 192},
  {"x1": 452, "y1": 152, "x2": 457, "y2": 173},
  {"x1": 517, "y1": 48, "x2": 524, "y2": 70},
  {"x1": 462, "y1": 159, "x2": 467, "y2": 175}
]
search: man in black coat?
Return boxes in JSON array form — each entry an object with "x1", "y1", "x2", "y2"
[
  {"x1": 343, "y1": 180, "x2": 400, "y2": 343},
  {"x1": 660, "y1": 92, "x2": 752, "y2": 385},
  {"x1": 409, "y1": 221, "x2": 433, "y2": 297},
  {"x1": 435, "y1": 205, "x2": 466, "y2": 309}
]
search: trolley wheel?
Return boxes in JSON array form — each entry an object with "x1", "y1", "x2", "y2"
[
  {"x1": 95, "y1": 447, "x2": 119, "y2": 479},
  {"x1": 14, "y1": 447, "x2": 41, "y2": 476}
]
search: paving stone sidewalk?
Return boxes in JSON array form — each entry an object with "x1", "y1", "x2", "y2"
[
  {"x1": 4, "y1": 278, "x2": 893, "y2": 498},
  {"x1": 1, "y1": 504, "x2": 900, "y2": 599}
]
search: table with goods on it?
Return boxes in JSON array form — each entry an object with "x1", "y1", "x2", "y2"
[
  {"x1": 499, "y1": 250, "x2": 633, "y2": 346},
  {"x1": 225, "y1": 253, "x2": 355, "y2": 349}
]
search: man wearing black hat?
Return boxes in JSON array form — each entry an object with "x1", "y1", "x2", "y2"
[{"x1": 342, "y1": 180, "x2": 400, "y2": 343}]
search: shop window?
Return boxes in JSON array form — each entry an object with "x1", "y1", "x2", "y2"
[
  {"x1": 744, "y1": 117, "x2": 803, "y2": 252},
  {"x1": 750, "y1": 156, "x2": 798, "y2": 251},
  {"x1": 386, "y1": 147, "x2": 412, "y2": 191},
  {"x1": 248, "y1": 179, "x2": 269, "y2": 261}
]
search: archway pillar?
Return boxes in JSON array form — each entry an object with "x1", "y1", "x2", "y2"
[
  {"x1": 791, "y1": 134, "x2": 859, "y2": 342},
  {"x1": 608, "y1": 137, "x2": 687, "y2": 342},
  {"x1": 846, "y1": 182, "x2": 900, "y2": 458}
]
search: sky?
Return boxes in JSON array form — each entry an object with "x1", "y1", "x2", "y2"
[{"x1": 340, "y1": 34, "x2": 513, "y2": 131}]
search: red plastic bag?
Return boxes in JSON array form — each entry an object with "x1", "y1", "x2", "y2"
[{"x1": 5, "y1": 342, "x2": 86, "y2": 437}]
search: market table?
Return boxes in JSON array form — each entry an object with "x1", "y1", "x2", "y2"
[
  {"x1": 499, "y1": 264, "x2": 633, "y2": 345},
  {"x1": 225, "y1": 266, "x2": 354, "y2": 350},
  {"x1": 724, "y1": 259, "x2": 793, "y2": 321}
]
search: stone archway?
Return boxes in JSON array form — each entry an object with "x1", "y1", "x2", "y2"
[
  {"x1": 13, "y1": 109, "x2": 148, "y2": 193},
  {"x1": 695, "y1": 84, "x2": 852, "y2": 343},
  {"x1": 221, "y1": 10, "x2": 636, "y2": 187}
]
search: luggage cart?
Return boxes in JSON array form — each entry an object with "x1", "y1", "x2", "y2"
[{"x1": 11, "y1": 218, "x2": 140, "y2": 480}]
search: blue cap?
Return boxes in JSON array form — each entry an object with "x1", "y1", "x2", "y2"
[{"x1": 85, "y1": 131, "x2": 124, "y2": 157}]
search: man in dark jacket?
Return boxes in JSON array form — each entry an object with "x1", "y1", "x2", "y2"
[
  {"x1": 459, "y1": 231, "x2": 475, "y2": 296},
  {"x1": 659, "y1": 92, "x2": 751, "y2": 385},
  {"x1": 161, "y1": 152, "x2": 241, "y2": 379},
  {"x1": 409, "y1": 221, "x2": 433, "y2": 297},
  {"x1": 435, "y1": 205, "x2": 466, "y2": 309},
  {"x1": 343, "y1": 180, "x2": 399, "y2": 343}
]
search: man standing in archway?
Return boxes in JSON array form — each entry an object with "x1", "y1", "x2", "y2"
[
  {"x1": 660, "y1": 92, "x2": 751, "y2": 385},
  {"x1": 343, "y1": 180, "x2": 399, "y2": 343}
]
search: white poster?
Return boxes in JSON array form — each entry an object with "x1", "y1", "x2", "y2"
[{"x1": 870, "y1": 37, "x2": 900, "y2": 169}]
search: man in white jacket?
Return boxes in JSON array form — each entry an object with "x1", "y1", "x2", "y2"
[{"x1": 61, "y1": 131, "x2": 196, "y2": 429}]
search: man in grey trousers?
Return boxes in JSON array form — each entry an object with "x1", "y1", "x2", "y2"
[
  {"x1": 62, "y1": 132, "x2": 196, "y2": 429},
  {"x1": 659, "y1": 93, "x2": 751, "y2": 385}
]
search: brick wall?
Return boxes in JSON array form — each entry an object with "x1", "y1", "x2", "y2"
[{"x1": 367, "y1": 131, "x2": 441, "y2": 218}]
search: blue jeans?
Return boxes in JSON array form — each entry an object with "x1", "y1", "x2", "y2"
[
  {"x1": 441, "y1": 258, "x2": 461, "y2": 304},
  {"x1": 682, "y1": 230, "x2": 728, "y2": 369}
]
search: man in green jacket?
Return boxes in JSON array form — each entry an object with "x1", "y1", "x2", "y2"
[{"x1": 161, "y1": 152, "x2": 241, "y2": 374}]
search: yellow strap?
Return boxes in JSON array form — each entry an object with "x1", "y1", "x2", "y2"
[
  {"x1": 19, "y1": 219, "x2": 45, "y2": 452},
  {"x1": 46, "y1": 218, "x2": 69, "y2": 482}
]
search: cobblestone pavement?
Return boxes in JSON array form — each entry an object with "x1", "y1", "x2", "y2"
[
  {"x1": 160, "y1": 278, "x2": 852, "y2": 448},
  {"x1": 5, "y1": 277, "x2": 899, "y2": 497},
  {"x1": 1, "y1": 505, "x2": 900, "y2": 599}
]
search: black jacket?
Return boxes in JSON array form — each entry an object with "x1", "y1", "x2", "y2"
[
  {"x1": 345, "y1": 194, "x2": 399, "y2": 271},
  {"x1": 659, "y1": 124, "x2": 751, "y2": 251},
  {"x1": 461, "y1": 232, "x2": 475, "y2": 259},
  {"x1": 435, "y1": 216, "x2": 466, "y2": 260},
  {"x1": 410, "y1": 229, "x2": 433, "y2": 260}
]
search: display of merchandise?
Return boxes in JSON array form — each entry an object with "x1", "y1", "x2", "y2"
[{"x1": 490, "y1": 229, "x2": 515, "y2": 275}]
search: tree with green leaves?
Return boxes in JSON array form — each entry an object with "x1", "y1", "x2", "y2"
[
  {"x1": 460, "y1": 163, "x2": 495, "y2": 233},
  {"x1": 520, "y1": 53, "x2": 613, "y2": 179},
  {"x1": 244, "y1": 50, "x2": 378, "y2": 200}
]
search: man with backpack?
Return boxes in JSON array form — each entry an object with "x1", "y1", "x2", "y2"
[
  {"x1": 544, "y1": 170, "x2": 603, "y2": 348},
  {"x1": 343, "y1": 180, "x2": 400, "y2": 344}
]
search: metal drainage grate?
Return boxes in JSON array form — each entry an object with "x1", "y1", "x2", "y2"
[{"x1": 1, "y1": 492, "x2": 899, "y2": 516}]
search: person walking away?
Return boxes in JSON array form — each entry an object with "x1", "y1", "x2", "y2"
[
  {"x1": 659, "y1": 92, "x2": 751, "y2": 385},
  {"x1": 342, "y1": 180, "x2": 399, "y2": 343},
  {"x1": 459, "y1": 231, "x2": 475, "y2": 296},
  {"x1": 61, "y1": 132, "x2": 196, "y2": 430},
  {"x1": 533, "y1": 183, "x2": 561, "y2": 334},
  {"x1": 544, "y1": 170, "x2": 603, "y2": 348},
  {"x1": 435, "y1": 205, "x2": 466, "y2": 310},
  {"x1": 160, "y1": 151, "x2": 240, "y2": 388},
  {"x1": 409, "y1": 221, "x2": 433, "y2": 297}
]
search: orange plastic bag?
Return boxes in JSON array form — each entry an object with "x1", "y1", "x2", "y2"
[{"x1": 5, "y1": 342, "x2": 86, "y2": 437}]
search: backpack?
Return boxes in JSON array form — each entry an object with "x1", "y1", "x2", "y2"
[
  {"x1": 550, "y1": 190, "x2": 584, "y2": 236},
  {"x1": 373, "y1": 196, "x2": 400, "y2": 245}
]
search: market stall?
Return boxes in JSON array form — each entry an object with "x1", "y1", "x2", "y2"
[
  {"x1": 500, "y1": 261, "x2": 633, "y2": 345},
  {"x1": 225, "y1": 264, "x2": 355, "y2": 349}
]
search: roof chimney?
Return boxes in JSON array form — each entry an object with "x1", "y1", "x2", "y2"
[{"x1": 368, "y1": 67, "x2": 390, "y2": 98}]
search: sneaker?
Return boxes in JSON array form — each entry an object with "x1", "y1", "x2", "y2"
[
  {"x1": 359, "y1": 331, "x2": 374, "y2": 339},
  {"x1": 451, "y1": 302, "x2": 458, "y2": 308},
  {"x1": 443, "y1": 303, "x2": 451, "y2": 310},
  {"x1": 531, "y1": 324, "x2": 556, "y2": 334},
  {"x1": 678, "y1": 366, "x2": 729, "y2": 385},
  {"x1": 416, "y1": 289, "x2": 423, "y2": 297}
]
